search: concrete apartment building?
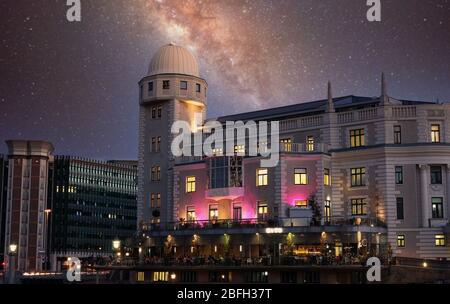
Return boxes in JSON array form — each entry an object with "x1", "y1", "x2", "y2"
[{"x1": 139, "y1": 44, "x2": 450, "y2": 264}]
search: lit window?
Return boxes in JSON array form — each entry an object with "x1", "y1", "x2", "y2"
[
  {"x1": 294, "y1": 168, "x2": 307, "y2": 185},
  {"x1": 157, "y1": 193, "x2": 161, "y2": 208},
  {"x1": 258, "y1": 201, "x2": 268, "y2": 221},
  {"x1": 153, "y1": 271, "x2": 169, "y2": 282},
  {"x1": 234, "y1": 145, "x2": 245, "y2": 154},
  {"x1": 280, "y1": 138, "x2": 292, "y2": 152},
  {"x1": 432, "y1": 197, "x2": 444, "y2": 219},
  {"x1": 186, "y1": 176, "x2": 196, "y2": 193},
  {"x1": 350, "y1": 129, "x2": 365, "y2": 147},
  {"x1": 212, "y1": 147, "x2": 223, "y2": 156},
  {"x1": 430, "y1": 166, "x2": 442, "y2": 184},
  {"x1": 351, "y1": 198, "x2": 367, "y2": 216},
  {"x1": 150, "y1": 193, "x2": 155, "y2": 208},
  {"x1": 294, "y1": 200, "x2": 308, "y2": 208},
  {"x1": 431, "y1": 124, "x2": 440, "y2": 143},
  {"x1": 137, "y1": 272, "x2": 145, "y2": 282},
  {"x1": 187, "y1": 207, "x2": 196, "y2": 222},
  {"x1": 307, "y1": 136, "x2": 314, "y2": 152},
  {"x1": 180, "y1": 81, "x2": 188, "y2": 90},
  {"x1": 163, "y1": 80, "x2": 170, "y2": 90},
  {"x1": 196, "y1": 83, "x2": 201, "y2": 93},
  {"x1": 394, "y1": 125, "x2": 401, "y2": 144},
  {"x1": 209, "y1": 205, "x2": 219, "y2": 221},
  {"x1": 257, "y1": 168, "x2": 268, "y2": 186},
  {"x1": 397, "y1": 235, "x2": 405, "y2": 247},
  {"x1": 351, "y1": 167, "x2": 366, "y2": 187},
  {"x1": 324, "y1": 200, "x2": 331, "y2": 222},
  {"x1": 435, "y1": 234, "x2": 445, "y2": 247},
  {"x1": 395, "y1": 166, "x2": 403, "y2": 184},
  {"x1": 324, "y1": 168, "x2": 330, "y2": 186}
]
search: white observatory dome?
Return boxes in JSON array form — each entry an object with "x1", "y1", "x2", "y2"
[{"x1": 148, "y1": 43, "x2": 200, "y2": 77}]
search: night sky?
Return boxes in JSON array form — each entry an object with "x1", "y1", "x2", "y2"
[{"x1": 1, "y1": 0, "x2": 449, "y2": 159}]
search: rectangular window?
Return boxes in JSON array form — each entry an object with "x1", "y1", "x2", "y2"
[
  {"x1": 395, "y1": 166, "x2": 403, "y2": 184},
  {"x1": 151, "y1": 137, "x2": 156, "y2": 152},
  {"x1": 307, "y1": 136, "x2": 314, "y2": 152},
  {"x1": 212, "y1": 147, "x2": 223, "y2": 156},
  {"x1": 431, "y1": 124, "x2": 440, "y2": 143},
  {"x1": 196, "y1": 83, "x2": 201, "y2": 93},
  {"x1": 137, "y1": 272, "x2": 145, "y2": 282},
  {"x1": 153, "y1": 272, "x2": 169, "y2": 282},
  {"x1": 430, "y1": 166, "x2": 442, "y2": 184},
  {"x1": 432, "y1": 197, "x2": 444, "y2": 219},
  {"x1": 435, "y1": 234, "x2": 446, "y2": 247},
  {"x1": 186, "y1": 176, "x2": 196, "y2": 193},
  {"x1": 280, "y1": 138, "x2": 292, "y2": 152},
  {"x1": 163, "y1": 80, "x2": 170, "y2": 90},
  {"x1": 157, "y1": 105, "x2": 162, "y2": 118},
  {"x1": 156, "y1": 193, "x2": 161, "y2": 208},
  {"x1": 396, "y1": 197, "x2": 404, "y2": 220},
  {"x1": 234, "y1": 145, "x2": 245, "y2": 154},
  {"x1": 397, "y1": 235, "x2": 405, "y2": 248},
  {"x1": 140, "y1": 85, "x2": 143, "y2": 100},
  {"x1": 150, "y1": 193, "x2": 155, "y2": 208},
  {"x1": 257, "y1": 201, "x2": 268, "y2": 221},
  {"x1": 351, "y1": 167, "x2": 366, "y2": 187},
  {"x1": 151, "y1": 106, "x2": 156, "y2": 119},
  {"x1": 157, "y1": 166, "x2": 161, "y2": 181},
  {"x1": 148, "y1": 81, "x2": 153, "y2": 93},
  {"x1": 324, "y1": 200, "x2": 331, "y2": 222},
  {"x1": 157, "y1": 136, "x2": 161, "y2": 152},
  {"x1": 351, "y1": 198, "x2": 367, "y2": 216},
  {"x1": 151, "y1": 166, "x2": 156, "y2": 181},
  {"x1": 294, "y1": 168, "x2": 308, "y2": 185},
  {"x1": 233, "y1": 206, "x2": 242, "y2": 222},
  {"x1": 350, "y1": 129, "x2": 365, "y2": 147},
  {"x1": 394, "y1": 125, "x2": 401, "y2": 144},
  {"x1": 294, "y1": 200, "x2": 308, "y2": 208},
  {"x1": 324, "y1": 168, "x2": 330, "y2": 186},
  {"x1": 180, "y1": 81, "x2": 188, "y2": 90},
  {"x1": 257, "y1": 168, "x2": 268, "y2": 186},
  {"x1": 209, "y1": 205, "x2": 219, "y2": 221},
  {"x1": 187, "y1": 207, "x2": 196, "y2": 222}
]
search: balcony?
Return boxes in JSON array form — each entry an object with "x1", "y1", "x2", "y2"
[
  {"x1": 205, "y1": 187, "x2": 244, "y2": 200},
  {"x1": 143, "y1": 216, "x2": 386, "y2": 235}
]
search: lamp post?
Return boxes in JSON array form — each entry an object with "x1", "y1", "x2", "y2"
[
  {"x1": 8, "y1": 243, "x2": 18, "y2": 284},
  {"x1": 112, "y1": 239, "x2": 121, "y2": 264}
]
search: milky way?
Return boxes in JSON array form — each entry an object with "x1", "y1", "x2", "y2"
[{"x1": 0, "y1": 0, "x2": 449, "y2": 159}]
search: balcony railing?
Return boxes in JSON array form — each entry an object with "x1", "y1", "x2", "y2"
[{"x1": 142, "y1": 216, "x2": 386, "y2": 232}]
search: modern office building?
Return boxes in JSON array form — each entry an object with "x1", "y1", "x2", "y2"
[
  {"x1": 3, "y1": 140, "x2": 54, "y2": 272},
  {"x1": 138, "y1": 44, "x2": 450, "y2": 270},
  {"x1": 48, "y1": 156, "x2": 137, "y2": 270}
]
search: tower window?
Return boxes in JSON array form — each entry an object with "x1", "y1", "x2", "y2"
[
  {"x1": 185, "y1": 176, "x2": 196, "y2": 193},
  {"x1": 397, "y1": 235, "x2": 405, "y2": 247},
  {"x1": 394, "y1": 125, "x2": 401, "y2": 144},
  {"x1": 324, "y1": 168, "x2": 330, "y2": 186},
  {"x1": 151, "y1": 106, "x2": 156, "y2": 119},
  {"x1": 196, "y1": 83, "x2": 201, "y2": 93},
  {"x1": 294, "y1": 168, "x2": 307, "y2": 185},
  {"x1": 350, "y1": 129, "x2": 365, "y2": 147},
  {"x1": 148, "y1": 81, "x2": 153, "y2": 93},
  {"x1": 431, "y1": 124, "x2": 440, "y2": 143},
  {"x1": 180, "y1": 81, "x2": 188, "y2": 90},
  {"x1": 257, "y1": 168, "x2": 268, "y2": 186},
  {"x1": 151, "y1": 166, "x2": 161, "y2": 181},
  {"x1": 163, "y1": 80, "x2": 170, "y2": 90},
  {"x1": 157, "y1": 105, "x2": 162, "y2": 118}
]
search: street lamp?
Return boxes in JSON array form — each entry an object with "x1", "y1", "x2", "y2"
[
  {"x1": 112, "y1": 239, "x2": 121, "y2": 264},
  {"x1": 8, "y1": 243, "x2": 18, "y2": 284}
]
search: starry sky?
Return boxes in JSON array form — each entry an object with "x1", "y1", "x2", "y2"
[{"x1": 1, "y1": 0, "x2": 449, "y2": 159}]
